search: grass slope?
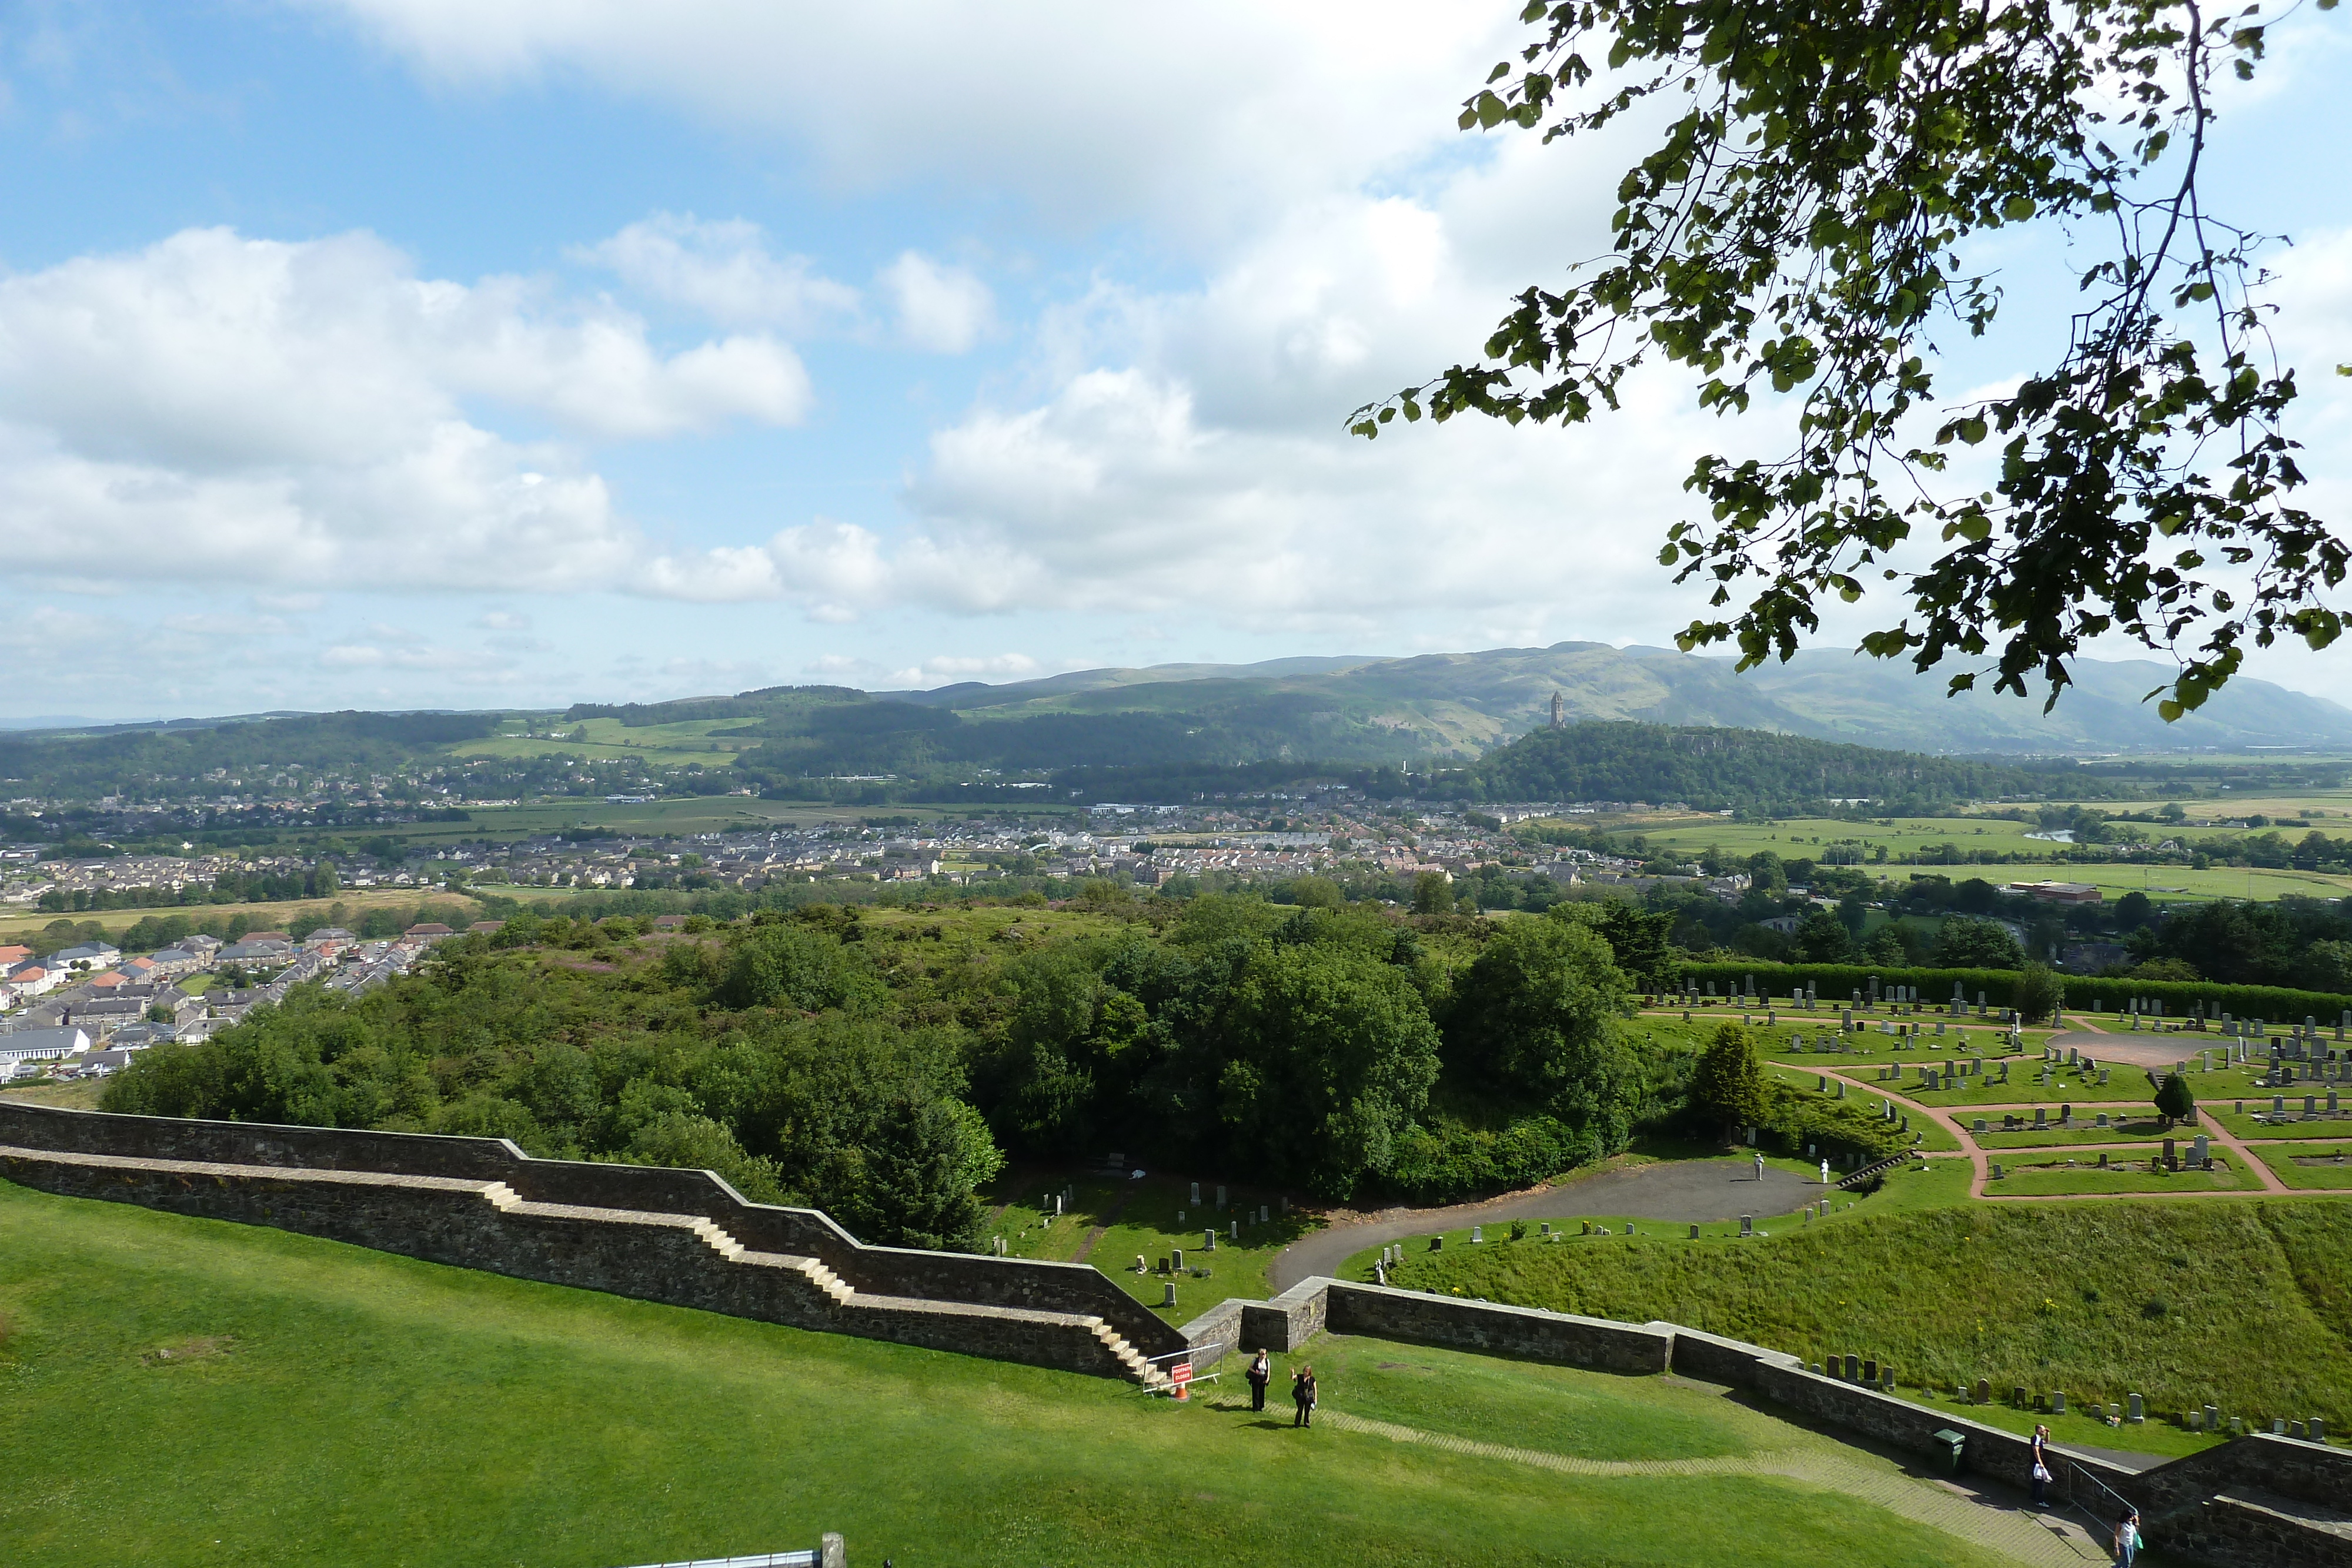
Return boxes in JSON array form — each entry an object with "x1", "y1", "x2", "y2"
[
  {"x1": 0, "y1": 1181, "x2": 2011, "y2": 1568},
  {"x1": 1381, "y1": 1195, "x2": 2352, "y2": 1430}
]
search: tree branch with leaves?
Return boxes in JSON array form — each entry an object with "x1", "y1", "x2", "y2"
[{"x1": 1354, "y1": 0, "x2": 2344, "y2": 716}]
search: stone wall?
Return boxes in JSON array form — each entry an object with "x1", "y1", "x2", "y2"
[
  {"x1": 1224, "y1": 1278, "x2": 1673, "y2": 1374},
  {"x1": 1239, "y1": 1279, "x2": 1330, "y2": 1354},
  {"x1": 0, "y1": 1145, "x2": 1141, "y2": 1382},
  {"x1": 2168, "y1": 1493, "x2": 2352, "y2": 1568},
  {"x1": 0, "y1": 1099, "x2": 1185, "y2": 1361}
]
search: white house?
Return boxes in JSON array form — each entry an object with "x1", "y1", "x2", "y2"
[{"x1": 0, "y1": 1026, "x2": 93, "y2": 1062}]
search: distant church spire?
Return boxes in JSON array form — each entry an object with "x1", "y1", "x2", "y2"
[{"x1": 1550, "y1": 691, "x2": 1562, "y2": 729}]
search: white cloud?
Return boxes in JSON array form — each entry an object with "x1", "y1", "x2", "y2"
[
  {"x1": 0, "y1": 226, "x2": 813, "y2": 593},
  {"x1": 574, "y1": 212, "x2": 859, "y2": 329},
  {"x1": 304, "y1": 1, "x2": 1525, "y2": 243},
  {"x1": 879, "y1": 251, "x2": 994, "y2": 353}
]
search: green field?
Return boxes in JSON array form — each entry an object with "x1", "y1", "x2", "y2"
[
  {"x1": 0, "y1": 1179, "x2": 2029, "y2": 1568},
  {"x1": 1378, "y1": 1182, "x2": 2352, "y2": 1435},
  {"x1": 1987, "y1": 1157, "x2": 2249, "y2": 1196},
  {"x1": 2206, "y1": 1106, "x2": 2352, "y2": 1141},
  {"x1": 1593, "y1": 813, "x2": 2352, "y2": 904},
  {"x1": 0, "y1": 887, "x2": 493, "y2": 947},
  {"x1": 2251, "y1": 1141, "x2": 2352, "y2": 1189}
]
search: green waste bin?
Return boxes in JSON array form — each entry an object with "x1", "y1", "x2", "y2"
[{"x1": 1930, "y1": 1429, "x2": 1966, "y2": 1475}]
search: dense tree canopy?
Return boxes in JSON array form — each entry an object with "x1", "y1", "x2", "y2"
[{"x1": 1356, "y1": 0, "x2": 2344, "y2": 718}]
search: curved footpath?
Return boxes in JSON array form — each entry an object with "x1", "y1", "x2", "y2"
[{"x1": 1272, "y1": 1158, "x2": 1817, "y2": 1289}]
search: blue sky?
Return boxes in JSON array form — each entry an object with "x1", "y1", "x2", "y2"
[{"x1": 2, "y1": 1, "x2": 2348, "y2": 721}]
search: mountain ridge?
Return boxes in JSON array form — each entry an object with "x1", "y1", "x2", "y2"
[{"x1": 896, "y1": 643, "x2": 2352, "y2": 756}]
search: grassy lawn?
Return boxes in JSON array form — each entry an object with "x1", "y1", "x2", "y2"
[
  {"x1": 2206, "y1": 1106, "x2": 2352, "y2": 1141},
  {"x1": 982, "y1": 1172, "x2": 1321, "y2": 1322},
  {"x1": 1378, "y1": 1191, "x2": 2352, "y2": 1433},
  {"x1": 1762, "y1": 1064, "x2": 1962, "y2": 1149},
  {"x1": 1292, "y1": 1334, "x2": 1790, "y2": 1460},
  {"x1": 1987, "y1": 1158, "x2": 2249, "y2": 1196},
  {"x1": 1971, "y1": 1108, "x2": 2169, "y2": 1146},
  {"x1": 0, "y1": 1179, "x2": 2019, "y2": 1568},
  {"x1": 0, "y1": 887, "x2": 493, "y2": 947},
  {"x1": 0, "y1": 1078, "x2": 105, "y2": 1109},
  {"x1": 1338, "y1": 1158, "x2": 1971, "y2": 1281},
  {"x1": 2250, "y1": 1141, "x2": 2352, "y2": 1190}
]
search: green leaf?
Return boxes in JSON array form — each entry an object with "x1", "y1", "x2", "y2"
[
  {"x1": 2002, "y1": 196, "x2": 2036, "y2": 222},
  {"x1": 2157, "y1": 700, "x2": 2184, "y2": 723}
]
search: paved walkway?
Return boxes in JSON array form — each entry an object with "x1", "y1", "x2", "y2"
[
  {"x1": 1272, "y1": 1159, "x2": 1814, "y2": 1289},
  {"x1": 1314, "y1": 1407, "x2": 2106, "y2": 1565}
]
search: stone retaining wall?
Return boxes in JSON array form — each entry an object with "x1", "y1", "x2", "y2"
[
  {"x1": 0, "y1": 1145, "x2": 1140, "y2": 1381},
  {"x1": 1324, "y1": 1282, "x2": 1673, "y2": 1374},
  {"x1": 0, "y1": 1099, "x2": 1185, "y2": 1360}
]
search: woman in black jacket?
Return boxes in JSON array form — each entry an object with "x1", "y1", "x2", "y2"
[{"x1": 1292, "y1": 1366, "x2": 1317, "y2": 1428}]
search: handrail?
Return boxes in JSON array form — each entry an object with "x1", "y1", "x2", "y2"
[{"x1": 2058, "y1": 1453, "x2": 2137, "y2": 1546}]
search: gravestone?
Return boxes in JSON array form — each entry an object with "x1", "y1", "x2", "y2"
[
  {"x1": 1190, "y1": 1182, "x2": 1201, "y2": 1205},
  {"x1": 1689, "y1": 1224, "x2": 1700, "y2": 1239},
  {"x1": 1844, "y1": 1354, "x2": 1860, "y2": 1381},
  {"x1": 1204, "y1": 1229, "x2": 1216, "y2": 1252},
  {"x1": 1161, "y1": 1281, "x2": 1178, "y2": 1306},
  {"x1": 1740, "y1": 1215, "x2": 1754, "y2": 1237},
  {"x1": 2128, "y1": 1393, "x2": 2143, "y2": 1423},
  {"x1": 1976, "y1": 1378, "x2": 1992, "y2": 1405},
  {"x1": 2052, "y1": 1392, "x2": 2066, "y2": 1414},
  {"x1": 1428, "y1": 1236, "x2": 1441, "y2": 1251},
  {"x1": 1215, "y1": 1184, "x2": 1226, "y2": 1209},
  {"x1": 1171, "y1": 1247, "x2": 1184, "y2": 1271},
  {"x1": 1471, "y1": 1225, "x2": 1483, "y2": 1243},
  {"x1": 1862, "y1": 1358, "x2": 1878, "y2": 1385}
]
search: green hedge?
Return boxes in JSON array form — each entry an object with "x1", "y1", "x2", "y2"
[{"x1": 1676, "y1": 960, "x2": 2352, "y2": 1024}]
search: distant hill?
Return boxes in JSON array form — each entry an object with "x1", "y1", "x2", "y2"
[
  {"x1": 896, "y1": 643, "x2": 2352, "y2": 757},
  {"x1": 1454, "y1": 723, "x2": 2048, "y2": 814}
]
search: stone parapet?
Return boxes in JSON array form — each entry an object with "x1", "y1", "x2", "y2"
[{"x1": 0, "y1": 1099, "x2": 1185, "y2": 1362}]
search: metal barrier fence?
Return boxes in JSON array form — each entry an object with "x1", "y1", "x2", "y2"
[{"x1": 610, "y1": 1534, "x2": 843, "y2": 1568}]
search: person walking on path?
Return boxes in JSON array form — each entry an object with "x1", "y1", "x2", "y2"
[
  {"x1": 2029, "y1": 1425, "x2": 2050, "y2": 1509},
  {"x1": 1753, "y1": 1152, "x2": 1766, "y2": 1182},
  {"x1": 1247, "y1": 1350, "x2": 1271, "y2": 1413},
  {"x1": 1292, "y1": 1366, "x2": 1317, "y2": 1428},
  {"x1": 2113, "y1": 1506, "x2": 2141, "y2": 1566}
]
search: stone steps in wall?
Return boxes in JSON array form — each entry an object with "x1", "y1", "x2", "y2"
[
  {"x1": 0, "y1": 1144, "x2": 1164, "y2": 1389},
  {"x1": 1091, "y1": 1322, "x2": 1170, "y2": 1388}
]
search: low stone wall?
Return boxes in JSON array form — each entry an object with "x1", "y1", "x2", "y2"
[
  {"x1": 1180, "y1": 1299, "x2": 1245, "y2": 1368},
  {"x1": 1325, "y1": 1281, "x2": 1673, "y2": 1373},
  {"x1": 1205, "y1": 1278, "x2": 1672, "y2": 1373},
  {"x1": 0, "y1": 1145, "x2": 1138, "y2": 1382},
  {"x1": 0, "y1": 1099, "x2": 1185, "y2": 1361},
  {"x1": 2170, "y1": 1492, "x2": 2352, "y2": 1568},
  {"x1": 1661, "y1": 1325, "x2": 1800, "y2": 1386},
  {"x1": 1240, "y1": 1279, "x2": 1330, "y2": 1353}
]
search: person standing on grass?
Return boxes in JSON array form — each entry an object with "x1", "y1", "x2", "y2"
[
  {"x1": 2114, "y1": 1506, "x2": 2141, "y2": 1566},
  {"x1": 1247, "y1": 1350, "x2": 1271, "y2": 1413},
  {"x1": 1292, "y1": 1366, "x2": 1317, "y2": 1428},
  {"x1": 2029, "y1": 1425, "x2": 2050, "y2": 1509}
]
